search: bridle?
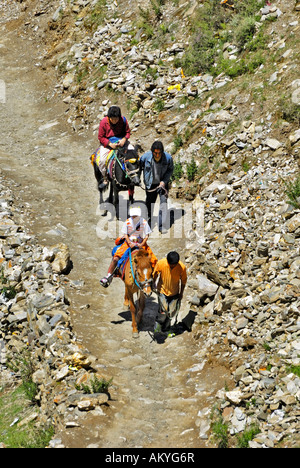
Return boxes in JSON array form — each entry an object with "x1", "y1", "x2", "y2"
[
  {"x1": 129, "y1": 249, "x2": 153, "y2": 292},
  {"x1": 113, "y1": 150, "x2": 140, "y2": 188}
]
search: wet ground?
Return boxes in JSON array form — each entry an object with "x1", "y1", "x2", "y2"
[{"x1": 0, "y1": 23, "x2": 232, "y2": 448}]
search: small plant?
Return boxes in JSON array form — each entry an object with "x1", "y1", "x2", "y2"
[
  {"x1": 211, "y1": 410, "x2": 229, "y2": 448},
  {"x1": 186, "y1": 157, "x2": 198, "y2": 182},
  {"x1": 84, "y1": 0, "x2": 107, "y2": 31},
  {"x1": 173, "y1": 135, "x2": 183, "y2": 152},
  {"x1": 172, "y1": 161, "x2": 183, "y2": 181},
  {"x1": 7, "y1": 350, "x2": 38, "y2": 403},
  {"x1": 234, "y1": 16, "x2": 257, "y2": 48},
  {"x1": 0, "y1": 268, "x2": 17, "y2": 300},
  {"x1": 154, "y1": 98, "x2": 165, "y2": 113},
  {"x1": 76, "y1": 375, "x2": 112, "y2": 395},
  {"x1": 242, "y1": 160, "x2": 251, "y2": 172},
  {"x1": 263, "y1": 342, "x2": 271, "y2": 351},
  {"x1": 236, "y1": 424, "x2": 260, "y2": 448},
  {"x1": 284, "y1": 174, "x2": 300, "y2": 209},
  {"x1": 286, "y1": 365, "x2": 300, "y2": 377},
  {"x1": 279, "y1": 97, "x2": 300, "y2": 125}
]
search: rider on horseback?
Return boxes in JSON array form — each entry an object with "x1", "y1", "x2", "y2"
[
  {"x1": 97, "y1": 105, "x2": 132, "y2": 189},
  {"x1": 100, "y1": 206, "x2": 157, "y2": 287}
]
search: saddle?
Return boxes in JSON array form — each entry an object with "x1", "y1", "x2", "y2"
[{"x1": 111, "y1": 245, "x2": 139, "y2": 280}]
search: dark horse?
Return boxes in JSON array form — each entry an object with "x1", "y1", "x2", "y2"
[{"x1": 92, "y1": 145, "x2": 141, "y2": 219}]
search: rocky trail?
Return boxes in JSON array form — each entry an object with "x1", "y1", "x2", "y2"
[
  {"x1": 1, "y1": 0, "x2": 299, "y2": 450},
  {"x1": 0, "y1": 18, "x2": 231, "y2": 449}
]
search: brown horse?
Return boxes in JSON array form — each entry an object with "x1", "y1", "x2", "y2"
[{"x1": 123, "y1": 249, "x2": 153, "y2": 338}]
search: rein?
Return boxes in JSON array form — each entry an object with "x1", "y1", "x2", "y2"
[
  {"x1": 112, "y1": 152, "x2": 139, "y2": 189},
  {"x1": 140, "y1": 184, "x2": 168, "y2": 195}
]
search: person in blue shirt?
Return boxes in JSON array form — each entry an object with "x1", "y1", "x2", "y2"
[{"x1": 139, "y1": 141, "x2": 174, "y2": 233}]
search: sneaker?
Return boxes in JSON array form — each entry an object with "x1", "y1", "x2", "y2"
[{"x1": 167, "y1": 332, "x2": 176, "y2": 338}]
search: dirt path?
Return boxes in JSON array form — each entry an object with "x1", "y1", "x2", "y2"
[{"x1": 0, "y1": 23, "x2": 232, "y2": 448}]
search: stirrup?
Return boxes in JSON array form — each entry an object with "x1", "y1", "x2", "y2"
[
  {"x1": 99, "y1": 275, "x2": 113, "y2": 288},
  {"x1": 99, "y1": 180, "x2": 109, "y2": 190}
]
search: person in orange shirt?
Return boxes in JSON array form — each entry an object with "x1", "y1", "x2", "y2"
[{"x1": 153, "y1": 251, "x2": 187, "y2": 334}]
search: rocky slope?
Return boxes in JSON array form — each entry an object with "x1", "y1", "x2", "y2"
[{"x1": 0, "y1": 0, "x2": 299, "y2": 448}]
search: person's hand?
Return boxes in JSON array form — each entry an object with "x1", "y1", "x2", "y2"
[
  {"x1": 159, "y1": 181, "x2": 165, "y2": 188},
  {"x1": 110, "y1": 142, "x2": 118, "y2": 149},
  {"x1": 119, "y1": 138, "x2": 126, "y2": 147},
  {"x1": 129, "y1": 241, "x2": 136, "y2": 248}
]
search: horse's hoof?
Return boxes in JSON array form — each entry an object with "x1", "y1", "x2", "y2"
[{"x1": 132, "y1": 331, "x2": 139, "y2": 338}]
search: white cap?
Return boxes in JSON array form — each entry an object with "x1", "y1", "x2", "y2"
[{"x1": 129, "y1": 206, "x2": 141, "y2": 217}]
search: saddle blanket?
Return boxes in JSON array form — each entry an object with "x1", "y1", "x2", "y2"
[
  {"x1": 90, "y1": 147, "x2": 116, "y2": 177},
  {"x1": 111, "y1": 245, "x2": 139, "y2": 280}
]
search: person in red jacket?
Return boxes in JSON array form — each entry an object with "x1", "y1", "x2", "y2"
[{"x1": 97, "y1": 106, "x2": 131, "y2": 187}]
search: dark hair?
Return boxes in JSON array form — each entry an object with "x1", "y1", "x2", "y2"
[
  {"x1": 108, "y1": 106, "x2": 121, "y2": 118},
  {"x1": 151, "y1": 141, "x2": 164, "y2": 153},
  {"x1": 167, "y1": 251, "x2": 180, "y2": 265}
]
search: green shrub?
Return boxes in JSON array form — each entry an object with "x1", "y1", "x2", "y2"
[
  {"x1": 76, "y1": 375, "x2": 112, "y2": 395},
  {"x1": 211, "y1": 413, "x2": 229, "y2": 448},
  {"x1": 279, "y1": 98, "x2": 300, "y2": 125},
  {"x1": 286, "y1": 365, "x2": 300, "y2": 377},
  {"x1": 285, "y1": 174, "x2": 300, "y2": 209},
  {"x1": 172, "y1": 161, "x2": 183, "y2": 180},
  {"x1": 234, "y1": 16, "x2": 257, "y2": 48},
  {"x1": 236, "y1": 424, "x2": 260, "y2": 448},
  {"x1": 84, "y1": 0, "x2": 107, "y2": 31},
  {"x1": 186, "y1": 158, "x2": 198, "y2": 182},
  {"x1": 177, "y1": 0, "x2": 267, "y2": 77}
]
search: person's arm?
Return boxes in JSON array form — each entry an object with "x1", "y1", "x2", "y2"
[
  {"x1": 98, "y1": 119, "x2": 110, "y2": 147},
  {"x1": 162, "y1": 154, "x2": 174, "y2": 186},
  {"x1": 124, "y1": 234, "x2": 135, "y2": 248},
  {"x1": 179, "y1": 267, "x2": 187, "y2": 299},
  {"x1": 138, "y1": 234, "x2": 148, "y2": 248}
]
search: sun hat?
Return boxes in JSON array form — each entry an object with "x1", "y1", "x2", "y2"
[{"x1": 129, "y1": 206, "x2": 141, "y2": 217}]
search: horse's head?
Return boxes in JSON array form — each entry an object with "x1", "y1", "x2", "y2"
[
  {"x1": 134, "y1": 250, "x2": 153, "y2": 297},
  {"x1": 117, "y1": 146, "x2": 140, "y2": 186}
]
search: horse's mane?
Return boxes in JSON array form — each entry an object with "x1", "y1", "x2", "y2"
[{"x1": 134, "y1": 249, "x2": 151, "y2": 267}]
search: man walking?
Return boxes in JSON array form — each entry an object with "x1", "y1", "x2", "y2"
[
  {"x1": 153, "y1": 251, "x2": 187, "y2": 335},
  {"x1": 140, "y1": 141, "x2": 174, "y2": 233}
]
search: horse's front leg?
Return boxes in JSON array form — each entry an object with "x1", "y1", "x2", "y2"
[
  {"x1": 112, "y1": 182, "x2": 120, "y2": 220},
  {"x1": 136, "y1": 291, "x2": 145, "y2": 327},
  {"x1": 99, "y1": 189, "x2": 108, "y2": 216}
]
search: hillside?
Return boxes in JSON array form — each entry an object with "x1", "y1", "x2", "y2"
[{"x1": 0, "y1": 0, "x2": 299, "y2": 449}]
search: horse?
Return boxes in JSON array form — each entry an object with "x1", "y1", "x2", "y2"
[
  {"x1": 92, "y1": 145, "x2": 141, "y2": 219},
  {"x1": 123, "y1": 249, "x2": 153, "y2": 338}
]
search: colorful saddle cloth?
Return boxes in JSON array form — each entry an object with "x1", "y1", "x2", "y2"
[
  {"x1": 111, "y1": 245, "x2": 139, "y2": 280},
  {"x1": 90, "y1": 147, "x2": 115, "y2": 173}
]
